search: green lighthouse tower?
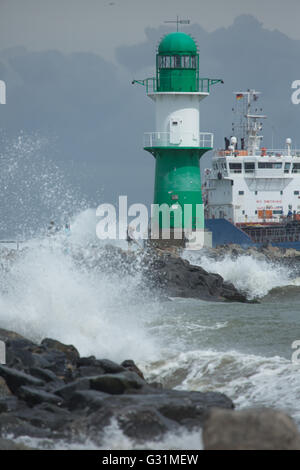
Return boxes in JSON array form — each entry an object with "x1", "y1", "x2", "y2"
[{"x1": 133, "y1": 30, "x2": 222, "y2": 248}]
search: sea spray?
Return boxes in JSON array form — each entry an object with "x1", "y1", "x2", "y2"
[
  {"x1": 0, "y1": 225, "x2": 160, "y2": 362},
  {"x1": 184, "y1": 251, "x2": 299, "y2": 299}
]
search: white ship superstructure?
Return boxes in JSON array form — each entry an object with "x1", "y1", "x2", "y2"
[{"x1": 204, "y1": 90, "x2": 300, "y2": 225}]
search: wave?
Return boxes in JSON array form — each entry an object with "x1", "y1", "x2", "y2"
[
  {"x1": 144, "y1": 349, "x2": 300, "y2": 426},
  {"x1": 184, "y1": 251, "x2": 299, "y2": 299},
  {"x1": 0, "y1": 210, "x2": 160, "y2": 363}
]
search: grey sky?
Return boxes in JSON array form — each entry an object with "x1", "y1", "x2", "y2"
[
  {"x1": 0, "y1": 1, "x2": 300, "y2": 237},
  {"x1": 1, "y1": 0, "x2": 300, "y2": 62}
]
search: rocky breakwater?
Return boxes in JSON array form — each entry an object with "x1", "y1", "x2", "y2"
[
  {"x1": 142, "y1": 249, "x2": 248, "y2": 302},
  {"x1": 75, "y1": 244, "x2": 249, "y2": 303},
  {"x1": 0, "y1": 328, "x2": 233, "y2": 448}
]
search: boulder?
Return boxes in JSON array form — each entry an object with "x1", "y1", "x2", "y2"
[
  {"x1": 68, "y1": 390, "x2": 109, "y2": 411},
  {"x1": 41, "y1": 338, "x2": 80, "y2": 363},
  {"x1": 0, "y1": 365, "x2": 44, "y2": 393},
  {"x1": 0, "y1": 377, "x2": 11, "y2": 397},
  {"x1": 202, "y1": 408, "x2": 300, "y2": 450},
  {"x1": 90, "y1": 371, "x2": 145, "y2": 395},
  {"x1": 54, "y1": 377, "x2": 91, "y2": 401},
  {"x1": 29, "y1": 367, "x2": 63, "y2": 384},
  {"x1": 96, "y1": 359, "x2": 125, "y2": 374},
  {"x1": 145, "y1": 251, "x2": 248, "y2": 302},
  {"x1": 121, "y1": 360, "x2": 145, "y2": 379},
  {"x1": 18, "y1": 386, "x2": 63, "y2": 407}
]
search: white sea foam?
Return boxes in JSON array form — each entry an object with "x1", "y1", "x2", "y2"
[
  {"x1": 185, "y1": 252, "x2": 298, "y2": 299},
  {"x1": 145, "y1": 349, "x2": 300, "y2": 426},
  {"x1": 0, "y1": 218, "x2": 159, "y2": 363},
  {"x1": 12, "y1": 420, "x2": 203, "y2": 450}
]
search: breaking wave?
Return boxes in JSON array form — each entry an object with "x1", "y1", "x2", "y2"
[{"x1": 185, "y1": 251, "x2": 300, "y2": 299}]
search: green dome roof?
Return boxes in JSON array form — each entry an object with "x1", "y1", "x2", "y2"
[{"x1": 158, "y1": 32, "x2": 197, "y2": 54}]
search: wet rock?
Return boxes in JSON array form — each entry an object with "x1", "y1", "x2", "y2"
[
  {"x1": 0, "y1": 396, "x2": 19, "y2": 413},
  {"x1": 5, "y1": 338, "x2": 50, "y2": 370},
  {"x1": 18, "y1": 386, "x2": 63, "y2": 407},
  {"x1": 97, "y1": 359, "x2": 125, "y2": 374},
  {"x1": 0, "y1": 328, "x2": 25, "y2": 343},
  {"x1": 76, "y1": 356, "x2": 96, "y2": 367},
  {"x1": 0, "y1": 327, "x2": 237, "y2": 445},
  {"x1": 0, "y1": 365, "x2": 44, "y2": 393},
  {"x1": 29, "y1": 367, "x2": 62, "y2": 384},
  {"x1": 90, "y1": 371, "x2": 145, "y2": 395},
  {"x1": 117, "y1": 407, "x2": 173, "y2": 441},
  {"x1": 121, "y1": 360, "x2": 145, "y2": 379},
  {"x1": 0, "y1": 412, "x2": 53, "y2": 439},
  {"x1": 0, "y1": 377, "x2": 11, "y2": 397},
  {"x1": 0, "y1": 437, "x2": 35, "y2": 450},
  {"x1": 145, "y1": 251, "x2": 248, "y2": 302},
  {"x1": 202, "y1": 408, "x2": 300, "y2": 450},
  {"x1": 41, "y1": 338, "x2": 80, "y2": 363},
  {"x1": 68, "y1": 390, "x2": 108, "y2": 411},
  {"x1": 75, "y1": 390, "x2": 234, "y2": 443},
  {"x1": 76, "y1": 365, "x2": 106, "y2": 378},
  {"x1": 14, "y1": 403, "x2": 72, "y2": 432},
  {"x1": 55, "y1": 378, "x2": 91, "y2": 401}
]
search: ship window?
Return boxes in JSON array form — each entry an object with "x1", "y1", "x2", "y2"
[
  {"x1": 294, "y1": 191, "x2": 299, "y2": 195},
  {"x1": 229, "y1": 163, "x2": 242, "y2": 173},
  {"x1": 238, "y1": 191, "x2": 244, "y2": 195},
  {"x1": 258, "y1": 162, "x2": 282, "y2": 169},
  {"x1": 280, "y1": 191, "x2": 283, "y2": 195},
  {"x1": 255, "y1": 191, "x2": 258, "y2": 195},
  {"x1": 292, "y1": 163, "x2": 300, "y2": 173},
  {"x1": 284, "y1": 163, "x2": 291, "y2": 173},
  {"x1": 273, "y1": 210, "x2": 283, "y2": 214},
  {"x1": 245, "y1": 162, "x2": 255, "y2": 172}
]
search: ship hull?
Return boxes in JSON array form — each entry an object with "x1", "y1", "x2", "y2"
[{"x1": 205, "y1": 218, "x2": 300, "y2": 250}]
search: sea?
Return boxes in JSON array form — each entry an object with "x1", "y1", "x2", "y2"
[{"x1": 0, "y1": 135, "x2": 300, "y2": 449}]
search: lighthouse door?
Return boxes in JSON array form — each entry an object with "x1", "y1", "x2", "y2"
[{"x1": 169, "y1": 117, "x2": 182, "y2": 145}]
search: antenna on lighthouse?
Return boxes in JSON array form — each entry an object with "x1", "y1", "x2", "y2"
[{"x1": 164, "y1": 16, "x2": 190, "y2": 32}]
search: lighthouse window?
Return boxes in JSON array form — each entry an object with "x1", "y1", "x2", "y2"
[
  {"x1": 159, "y1": 55, "x2": 197, "y2": 69},
  {"x1": 159, "y1": 56, "x2": 172, "y2": 68},
  {"x1": 238, "y1": 191, "x2": 244, "y2": 195},
  {"x1": 229, "y1": 163, "x2": 242, "y2": 173},
  {"x1": 174, "y1": 55, "x2": 181, "y2": 68},
  {"x1": 294, "y1": 191, "x2": 299, "y2": 195}
]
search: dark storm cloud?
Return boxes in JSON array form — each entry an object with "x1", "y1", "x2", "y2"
[{"x1": 0, "y1": 14, "x2": 300, "y2": 237}]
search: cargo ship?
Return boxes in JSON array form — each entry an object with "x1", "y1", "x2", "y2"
[{"x1": 203, "y1": 89, "x2": 300, "y2": 248}]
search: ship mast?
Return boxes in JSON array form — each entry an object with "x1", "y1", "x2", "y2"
[{"x1": 232, "y1": 89, "x2": 266, "y2": 155}]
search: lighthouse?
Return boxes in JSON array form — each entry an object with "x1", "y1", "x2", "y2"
[{"x1": 133, "y1": 29, "x2": 222, "y2": 248}]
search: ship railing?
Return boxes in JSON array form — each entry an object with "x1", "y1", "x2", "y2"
[
  {"x1": 144, "y1": 132, "x2": 213, "y2": 148},
  {"x1": 265, "y1": 149, "x2": 300, "y2": 157},
  {"x1": 215, "y1": 149, "x2": 300, "y2": 158}
]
